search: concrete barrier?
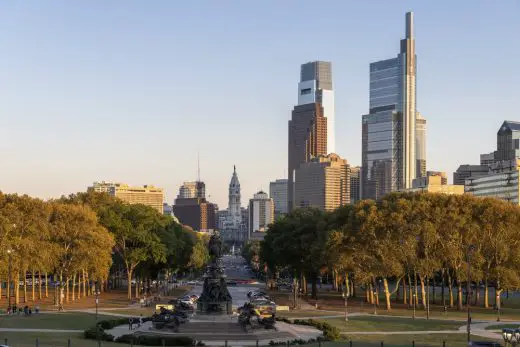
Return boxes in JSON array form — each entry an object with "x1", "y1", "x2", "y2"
[{"x1": 276, "y1": 305, "x2": 290, "y2": 311}]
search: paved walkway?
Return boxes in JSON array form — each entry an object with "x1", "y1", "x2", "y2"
[{"x1": 0, "y1": 328, "x2": 83, "y2": 333}]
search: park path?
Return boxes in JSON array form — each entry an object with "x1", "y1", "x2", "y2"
[{"x1": 0, "y1": 328, "x2": 83, "y2": 333}]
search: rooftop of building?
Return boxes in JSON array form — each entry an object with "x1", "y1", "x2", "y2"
[{"x1": 499, "y1": 120, "x2": 520, "y2": 132}]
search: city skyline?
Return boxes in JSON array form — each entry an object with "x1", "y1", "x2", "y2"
[{"x1": 0, "y1": 1, "x2": 519, "y2": 208}]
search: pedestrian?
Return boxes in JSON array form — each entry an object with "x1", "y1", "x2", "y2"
[
  {"x1": 7, "y1": 306, "x2": 11, "y2": 315},
  {"x1": 129, "y1": 317, "x2": 133, "y2": 330},
  {"x1": 35, "y1": 306, "x2": 40, "y2": 314},
  {"x1": 138, "y1": 314, "x2": 143, "y2": 328}
]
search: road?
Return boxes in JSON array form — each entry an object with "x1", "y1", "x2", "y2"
[{"x1": 188, "y1": 255, "x2": 264, "y2": 307}]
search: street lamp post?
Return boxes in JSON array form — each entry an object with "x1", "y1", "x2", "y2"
[
  {"x1": 7, "y1": 249, "x2": 12, "y2": 312},
  {"x1": 342, "y1": 291, "x2": 348, "y2": 321},
  {"x1": 467, "y1": 244, "x2": 475, "y2": 344}
]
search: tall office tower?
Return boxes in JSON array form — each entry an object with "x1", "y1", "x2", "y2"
[
  {"x1": 89, "y1": 182, "x2": 164, "y2": 213},
  {"x1": 177, "y1": 181, "x2": 205, "y2": 199},
  {"x1": 288, "y1": 62, "x2": 332, "y2": 211},
  {"x1": 172, "y1": 196, "x2": 217, "y2": 232},
  {"x1": 362, "y1": 12, "x2": 425, "y2": 200},
  {"x1": 350, "y1": 166, "x2": 361, "y2": 204},
  {"x1": 269, "y1": 179, "x2": 288, "y2": 218},
  {"x1": 298, "y1": 61, "x2": 335, "y2": 153},
  {"x1": 295, "y1": 153, "x2": 350, "y2": 211},
  {"x1": 248, "y1": 191, "x2": 274, "y2": 238},
  {"x1": 495, "y1": 121, "x2": 520, "y2": 162},
  {"x1": 416, "y1": 112, "x2": 427, "y2": 178}
]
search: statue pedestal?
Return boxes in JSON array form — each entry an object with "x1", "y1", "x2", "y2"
[{"x1": 197, "y1": 301, "x2": 233, "y2": 315}]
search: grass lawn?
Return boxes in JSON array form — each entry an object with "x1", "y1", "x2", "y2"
[
  {"x1": 312, "y1": 334, "x2": 500, "y2": 347},
  {"x1": 0, "y1": 313, "x2": 121, "y2": 330},
  {"x1": 322, "y1": 316, "x2": 463, "y2": 332},
  {"x1": 0, "y1": 332, "x2": 123, "y2": 347},
  {"x1": 485, "y1": 323, "x2": 519, "y2": 330},
  {"x1": 278, "y1": 310, "x2": 344, "y2": 318},
  {"x1": 100, "y1": 307, "x2": 156, "y2": 317}
]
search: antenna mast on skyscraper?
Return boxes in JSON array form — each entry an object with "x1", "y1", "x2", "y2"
[{"x1": 197, "y1": 151, "x2": 201, "y2": 182}]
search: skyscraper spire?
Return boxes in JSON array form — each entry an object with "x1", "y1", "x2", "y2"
[
  {"x1": 406, "y1": 11, "x2": 414, "y2": 39},
  {"x1": 197, "y1": 152, "x2": 201, "y2": 182}
]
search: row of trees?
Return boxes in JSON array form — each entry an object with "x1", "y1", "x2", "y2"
[
  {"x1": 261, "y1": 192, "x2": 520, "y2": 311},
  {"x1": 0, "y1": 191, "x2": 208, "y2": 304}
]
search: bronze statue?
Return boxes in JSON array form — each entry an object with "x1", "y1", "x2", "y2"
[{"x1": 197, "y1": 232, "x2": 232, "y2": 314}]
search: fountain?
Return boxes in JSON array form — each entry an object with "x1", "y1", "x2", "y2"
[{"x1": 197, "y1": 232, "x2": 232, "y2": 314}]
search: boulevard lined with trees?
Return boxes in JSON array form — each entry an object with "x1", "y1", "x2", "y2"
[
  {"x1": 260, "y1": 192, "x2": 520, "y2": 313},
  {"x1": 0, "y1": 191, "x2": 208, "y2": 307}
]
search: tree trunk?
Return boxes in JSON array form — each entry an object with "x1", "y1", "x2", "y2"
[
  {"x1": 403, "y1": 276, "x2": 408, "y2": 305},
  {"x1": 448, "y1": 271, "x2": 454, "y2": 308},
  {"x1": 365, "y1": 286, "x2": 370, "y2": 303},
  {"x1": 135, "y1": 276, "x2": 139, "y2": 300},
  {"x1": 396, "y1": 279, "x2": 400, "y2": 302},
  {"x1": 311, "y1": 272, "x2": 318, "y2": 299},
  {"x1": 72, "y1": 274, "x2": 76, "y2": 301},
  {"x1": 127, "y1": 269, "x2": 133, "y2": 300},
  {"x1": 345, "y1": 272, "x2": 350, "y2": 296},
  {"x1": 457, "y1": 279, "x2": 463, "y2": 311},
  {"x1": 65, "y1": 277, "x2": 70, "y2": 303},
  {"x1": 38, "y1": 272, "x2": 42, "y2": 300},
  {"x1": 0, "y1": 276, "x2": 2, "y2": 300},
  {"x1": 484, "y1": 277, "x2": 489, "y2": 308},
  {"x1": 352, "y1": 277, "x2": 357, "y2": 297},
  {"x1": 83, "y1": 270, "x2": 87, "y2": 298},
  {"x1": 414, "y1": 270, "x2": 419, "y2": 306},
  {"x1": 408, "y1": 273, "x2": 413, "y2": 307},
  {"x1": 383, "y1": 278, "x2": 391, "y2": 311},
  {"x1": 475, "y1": 281, "x2": 480, "y2": 306},
  {"x1": 432, "y1": 276, "x2": 436, "y2": 305},
  {"x1": 23, "y1": 271, "x2": 27, "y2": 303},
  {"x1": 420, "y1": 276, "x2": 427, "y2": 308},
  {"x1": 31, "y1": 270, "x2": 35, "y2": 301},
  {"x1": 15, "y1": 271, "x2": 20, "y2": 305},
  {"x1": 441, "y1": 268, "x2": 445, "y2": 307}
]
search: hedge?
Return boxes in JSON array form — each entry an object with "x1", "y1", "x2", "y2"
[
  {"x1": 115, "y1": 334, "x2": 196, "y2": 346},
  {"x1": 276, "y1": 317, "x2": 340, "y2": 341},
  {"x1": 84, "y1": 326, "x2": 115, "y2": 342}
]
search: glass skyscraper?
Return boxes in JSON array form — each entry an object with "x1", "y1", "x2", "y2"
[{"x1": 362, "y1": 12, "x2": 426, "y2": 200}]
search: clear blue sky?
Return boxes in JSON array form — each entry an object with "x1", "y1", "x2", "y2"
[{"x1": 0, "y1": 1, "x2": 519, "y2": 208}]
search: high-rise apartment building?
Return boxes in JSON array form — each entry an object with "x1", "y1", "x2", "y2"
[
  {"x1": 89, "y1": 182, "x2": 164, "y2": 213},
  {"x1": 362, "y1": 12, "x2": 426, "y2": 200},
  {"x1": 495, "y1": 121, "x2": 520, "y2": 162},
  {"x1": 288, "y1": 61, "x2": 333, "y2": 211},
  {"x1": 248, "y1": 191, "x2": 274, "y2": 238},
  {"x1": 295, "y1": 153, "x2": 350, "y2": 211},
  {"x1": 269, "y1": 179, "x2": 288, "y2": 218},
  {"x1": 177, "y1": 181, "x2": 205, "y2": 199},
  {"x1": 350, "y1": 166, "x2": 361, "y2": 204}
]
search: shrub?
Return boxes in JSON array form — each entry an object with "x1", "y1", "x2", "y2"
[
  {"x1": 276, "y1": 317, "x2": 340, "y2": 341},
  {"x1": 115, "y1": 335, "x2": 196, "y2": 346},
  {"x1": 97, "y1": 318, "x2": 130, "y2": 330},
  {"x1": 84, "y1": 326, "x2": 114, "y2": 341}
]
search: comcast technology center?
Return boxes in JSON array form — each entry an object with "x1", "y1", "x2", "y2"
[{"x1": 362, "y1": 12, "x2": 426, "y2": 200}]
